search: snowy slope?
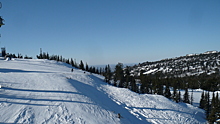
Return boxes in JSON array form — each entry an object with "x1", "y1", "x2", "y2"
[
  {"x1": 0, "y1": 59, "x2": 206, "y2": 124},
  {"x1": 130, "y1": 51, "x2": 220, "y2": 77}
]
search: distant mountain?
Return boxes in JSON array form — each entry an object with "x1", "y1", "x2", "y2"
[{"x1": 128, "y1": 50, "x2": 220, "y2": 78}]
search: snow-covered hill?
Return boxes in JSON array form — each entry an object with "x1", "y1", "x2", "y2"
[
  {"x1": 130, "y1": 50, "x2": 220, "y2": 77},
  {"x1": 0, "y1": 59, "x2": 206, "y2": 123}
]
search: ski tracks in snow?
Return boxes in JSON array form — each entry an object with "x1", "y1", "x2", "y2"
[
  {"x1": 14, "y1": 106, "x2": 35, "y2": 124},
  {"x1": 42, "y1": 103, "x2": 74, "y2": 124}
]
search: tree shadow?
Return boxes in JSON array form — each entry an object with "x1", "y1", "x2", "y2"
[
  {"x1": 0, "y1": 94, "x2": 94, "y2": 105},
  {"x1": 0, "y1": 87, "x2": 94, "y2": 106},
  {"x1": 76, "y1": 75, "x2": 206, "y2": 123},
  {"x1": 0, "y1": 122, "x2": 22, "y2": 124},
  {"x1": 0, "y1": 99, "x2": 51, "y2": 106},
  {"x1": 0, "y1": 68, "x2": 50, "y2": 73},
  {"x1": 2, "y1": 87, "x2": 81, "y2": 95},
  {"x1": 68, "y1": 78, "x2": 151, "y2": 124}
]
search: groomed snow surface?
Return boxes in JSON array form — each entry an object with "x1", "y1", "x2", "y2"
[{"x1": 0, "y1": 59, "x2": 206, "y2": 124}]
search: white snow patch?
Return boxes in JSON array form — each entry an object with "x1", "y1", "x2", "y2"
[{"x1": 143, "y1": 68, "x2": 158, "y2": 74}]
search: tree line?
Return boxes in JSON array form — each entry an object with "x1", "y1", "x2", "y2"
[
  {"x1": 36, "y1": 51, "x2": 101, "y2": 74},
  {"x1": 200, "y1": 91, "x2": 220, "y2": 123},
  {"x1": 102, "y1": 63, "x2": 191, "y2": 103},
  {"x1": 102, "y1": 62, "x2": 220, "y2": 123}
]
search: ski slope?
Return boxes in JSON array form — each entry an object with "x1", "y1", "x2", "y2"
[{"x1": 0, "y1": 59, "x2": 206, "y2": 124}]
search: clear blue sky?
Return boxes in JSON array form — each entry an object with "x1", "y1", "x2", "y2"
[{"x1": 0, "y1": 0, "x2": 220, "y2": 65}]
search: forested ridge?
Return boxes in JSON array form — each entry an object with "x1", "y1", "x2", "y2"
[{"x1": 102, "y1": 51, "x2": 220, "y2": 123}]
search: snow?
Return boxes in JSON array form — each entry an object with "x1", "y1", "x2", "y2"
[
  {"x1": 203, "y1": 51, "x2": 218, "y2": 54},
  {"x1": 0, "y1": 59, "x2": 207, "y2": 123},
  {"x1": 143, "y1": 68, "x2": 158, "y2": 75}
]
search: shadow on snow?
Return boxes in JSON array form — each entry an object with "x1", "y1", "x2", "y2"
[
  {"x1": 0, "y1": 87, "x2": 94, "y2": 106},
  {"x1": 68, "y1": 76, "x2": 151, "y2": 124},
  {"x1": 1, "y1": 87, "x2": 80, "y2": 94},
  {"x1": 0, "y1": 68, "x2": 49, "y2": 73}
]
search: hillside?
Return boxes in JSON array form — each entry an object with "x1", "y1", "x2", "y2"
[
  {"x1": 130, "y1": 50, "x2": 220, "y2": 77},
  {"x1": 0, "y1": 59, "x2": 206, "y2": 123}
]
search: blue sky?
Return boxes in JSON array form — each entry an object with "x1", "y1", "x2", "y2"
[{"x1": 0, "y1": 0, "x2": 220, "y2": 65}]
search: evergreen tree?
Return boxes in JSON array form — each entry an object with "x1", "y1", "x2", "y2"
[
  {"x1": 208, "y1": 92, "x2": 217, "y2": 123},
  {"x1": 172, "y1": 88, "x2": 178, "y2": 102},
  {"x1": 106, "y1": 64, "x2": 112, "y2": 84},
  {"x1": 104, "y1": 65, "x2": 112, "y2": 83},
  {"x1": 70, "y1": 58, "x2": 75, "y2": 67},
  {"x1": 46, "y1": 52, "x2": 49, "y2": 59},
  {"x1": 178, "y1": 90, "x2": 182, "y2": 102},
  {"x1": 99, "y1": 67, "x2": 103, "y2": 75},
  {"x1": 216, "y1": 93, "x2": 220, "y2": 121},
  {"x1": 60, "y1": 56, "x2": 62, "y2": 62},
  {"x1": 124, "y1": 67, "x2": 131, "y2": 88},
  {"x1": 57, "y1": 55, "x2": 60, "y2": 61},
  {"x1": 190, "y1": 89, "x2": 194, "y2": 105},
  {"x1": 199, "y1": 91, "x2": 205, "y2": 109},
  {"x1": 130, "y1": 76, "x2": 137, "y2": 92},
  {"x1": 95, "y1": 68, "x2": 99, "y2": 74},
  {"x1": 172, "y1": 80, "x2": 180, "y2": 103},
  {"x1": 66, "y1": 58, "x2": 70, "y2": 64},
  {"x1": 211, "y1": 92, "x2": 216, "y2": 110},
  {"x1": 154, "y1": 79, "x2": 163, "y2": 95},
  {"x1": 205, "y1": 92, "x2": 210, "y2": 119},
  {"x1": 74, "y1": 59, "x2": 78, "y2": 68},
  {"x1": 104, "y1": 65, "x2": 108, "y2": 82},
  {"x1": 114, "y1": 63, "x2": 124, "y2": 87},
  {"x1": 79, "y1": 60, "x2": 85, "y2": 70},
  {"x1": 85, "y1": 63, "x2": 89, "y2": 71},
  {"x1": 183, "y1": 88, "x2": 190, "y2": 104},
  {"x1": 164, "y1": 82, "x2": 171, "y2": 99}
]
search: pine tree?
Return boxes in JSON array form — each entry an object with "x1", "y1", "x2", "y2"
[
  {"x1": 190, "y1": 89, "x2": 194, "y2": 105},
  {"x1": 172, "y1": 88, "x2": 178, "y2": 102},
  {"x1": 183, "y1": 88, "x2": 190, "y2": 104},
  {"x1": 130, "y1": 76, "x2": 137, "y2": 92},
  {"x1": 114, "y1": 63, "x2": 124, "y2": 87},
  {"x1": 208, "y1": 92, "x2": 217, "y2": 123},
  {"x1": 85, "y1": 63, "x2": 89, "y2": 71},
  {"x1": 157, "y1": 81, "x2": 164, "y2": 95},
  {"x1": 216, "y1": 93, "x2": 220, "y2": 121},
  {"x1": 104, "y1": 65, "x2": 112, "y2": 83},
  {"x1": 205, "y1": 92, "x2": 210, "y2": 119},
  {"x1": 178, "y1": 90, "x2": 182, "y2": 102},
  {"x1": 172, "y1": 80, "x2": 177, "y2": 102},
  {"x1": 66, "y1": 58, "x2": 70, "y2": 64},
  {"x1": 79, "y1": 60, "x2": 85, "y2": 70},
  {"x1": 95, "y1": 68, "x2": 99, "y2": 74},
  {"x1": 60, "y1": 56, "x2": 62, "y2": 62},
  {"x1": 199, "y1": 91, "x2": 205, "y2": 109},
  {"x1": 57, "y1": 55, "x2": 60, "y2": 61},
  {"x1": 124, "y1": 70, "x2": 130, "y2": 88},
  {"x1": 70, "y1": 58, "x2": 75, "y2": 67},
  {"x1": 107, "y1": 64, "x2": 112, "y2": 84},
  {"x1": 104, "y1": 65, "x2": 108, "y2": 82},
  {"x1": 164, "y1": 82, "x2": 171, "y2": 99}
]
